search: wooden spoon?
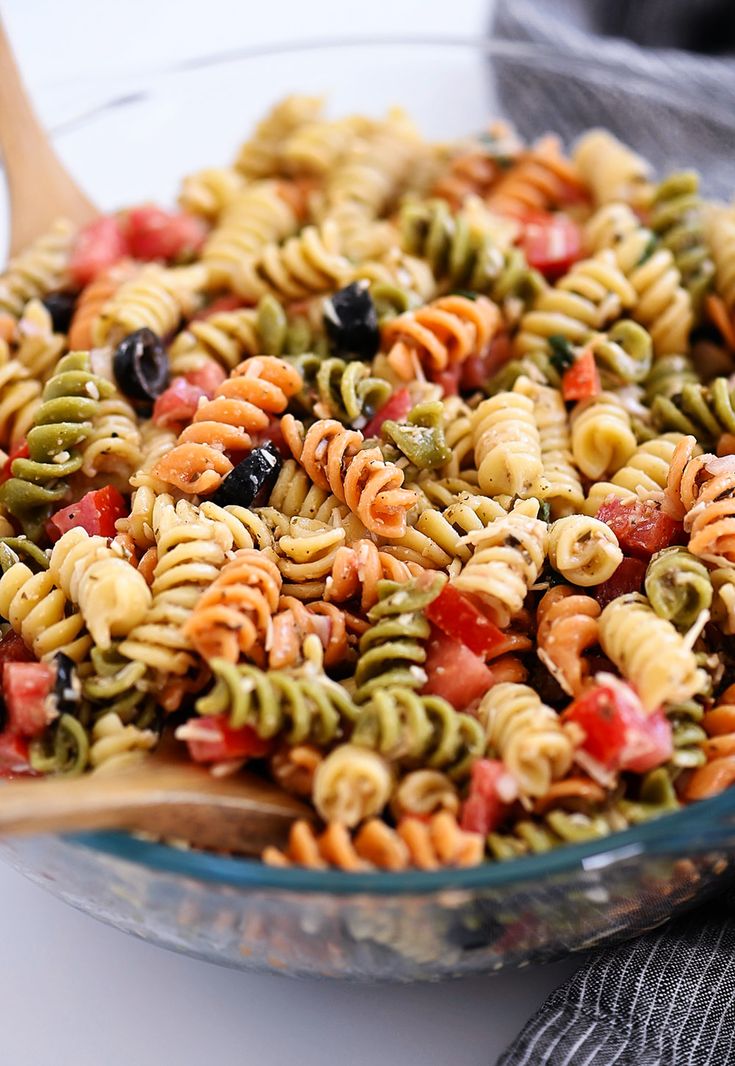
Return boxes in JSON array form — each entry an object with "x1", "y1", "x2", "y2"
[
  {"x1": 0, "y1": 17, "x2": 97, "y2": 257},
  {"x1": 0, "y1": 747, "x2": 311, "y2": 855}
]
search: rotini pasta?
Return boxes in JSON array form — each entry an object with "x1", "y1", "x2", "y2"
[
  {"x1": 3, "y1": 100, "x2": 734, "y2": 874},
  {"x1": 598, "y1": 593, "x2": 707, "y2": 711},
  {"x1": 477, "y1": 682, "x2": 575, "y2": 799}
]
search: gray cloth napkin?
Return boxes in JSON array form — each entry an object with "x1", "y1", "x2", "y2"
[
  {"x1": 491, "y1": 3, "x2": 735, "y2": 1062},
  {"x1": 497, "y1": 892, "x2": 735, "y2": 1065},
  {"x1": 491, "y1": 0, "x2": 735, "y2": 197}
]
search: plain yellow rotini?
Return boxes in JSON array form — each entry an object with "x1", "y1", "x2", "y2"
[
  {"x1": 0, "y1": 339, "x2": 42, "y2": 449},
  {"x1": 703, "y1": 204, "x2": 735, "y2": 316},
  {"x1": 202, "y1": 181, "x2": 303, "y2": 288},
  {"x1": 80, "y1": 396, "x2": 143, "y2": 487},
  {"x1": 0, "y1": 561, "x2": 91, "y2": 662},
  {"x1": 119, "y1": 496, "x2": 233, "y2": 680},
  {"x1": 0, "y1": 218, "x2": 75, "y2": 318},
  {"x1": 570, "y1": 391, "x2": 637, "y2": 480},
  {"x1": 598, "y1": 593, "x2": 707, "y2": 710},
  {"x1": 312, "y1": 743, "x2": 394, "y2": 827},
  {"x1": 233, "y1": 221, "x2": 352, "y2": 302},
  {"x1": 471, "y1": 381, "x2": 543, "y2": 498},
  {"x1": 477, "y1": 682, "x2": 575, "y2": 799},
  {"x1": 548, "y1": 515, "x2": 623, "y2": 587},
  {"x1": 454, "y1": 498, "x2": 548, "y2": 625},
  {"x1": 585, "y1": 202, "x2": 693, "y2": 355},
  {"x1": 93, "y1": 263, "x2": 208, "y2": 347},
  {"x1": 583, "y1": 432, "x2": 686, "y2": 516},
  {"x1": 89, "y1": 712, "x2": 157, "y2": 773},
  {"x1": 14, "y1": 298, "x2": 66, "y2": 381},
  {"x1": 514, "y1": 251, "x2": 636, "y2": 356},
  {"x1": 50, "y1": 528, "x2": 152, "y2": 649},
  {"x1": 515, "y1": 376, "x2": 584, "y2": 517},
  {"x1": 573, "y1": 129, "x2": 653, "y2": 209},
  {"x1": 233, "y1": 94, "x2": 323, "y2": 178},
  {"x1": 177, "y1": 166, "x2": 245, "y2": 222}
]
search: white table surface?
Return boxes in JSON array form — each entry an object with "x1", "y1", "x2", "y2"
[{"x1": 0, "y1": 2, "x2": 584, "y2": 1062}]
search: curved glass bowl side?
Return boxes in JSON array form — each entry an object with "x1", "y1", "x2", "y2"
[{"x1": 2, "y1": 806, "x2": 734, "y2": 980}]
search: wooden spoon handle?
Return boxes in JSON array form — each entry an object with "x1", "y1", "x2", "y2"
[
  {"x1": 0, "y1": 764, "x2": 311, "y2": 856},
  {"x1": 0, "y1": 18, "x2": 97, "y2": 256}
]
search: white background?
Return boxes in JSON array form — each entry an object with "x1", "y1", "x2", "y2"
[{"x1": 0, "y1": 2, "x2": 583, "y2": 1063}]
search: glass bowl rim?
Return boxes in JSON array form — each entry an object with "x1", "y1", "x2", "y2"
[
  {"x1": 71, "y1": 784, "x2": 735, "y2": 895},
  {"x1": 18, "y1": 32, "x2": 735, "y2": 895},
  {"x1": 47, "y1": 33, "x2": 735, "y2": 139}
]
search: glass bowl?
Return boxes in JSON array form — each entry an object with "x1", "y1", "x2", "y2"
[{"x1": 2, "y1": 37, "x2": 735, "y2": 981}]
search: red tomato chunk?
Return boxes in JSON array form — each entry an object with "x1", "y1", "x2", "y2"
[
  {"x1": 0, "y1": 733, "x2": 32, "y2": 778},
  {"x1": 0, "y1": 439, "x2": 29, "y2": 486},
  {"x1": 426, "y1": 585, "x2": 507, "y2": 659},
  {"x1": 69, "y1": 216, "x2": 129, "y2": 287},
  {"x1": 184, "y1": 362, "x2": 227, "y2": 397},
  {"x1": 422, "y1": 627, "x2": 495, "y2": 711},
  {"x1": 50, "y1": 486, "x2": 128, "y2": 539},
  {"x1": 0, "y1": 631, "x2": 36, "y2": 668},
  {"x1": 363, "y1": 389, "x2": 413, "y2": 438},
  {"x1": 562, "y1": 348, "x2": 600, "y2": 401},
  {"x1": 521, "y1": 212, "x2": 583, "y2": 281},
  {"x1": 180, "y1": 716, "x2": 273, "y2": 764},
  {"x1": 562, "y1": 679, "x2": 673, "y2": 775},
  {"x1": 153, "y1": 378, "x2": 208, "y2": 428},
  {"x1": 595, "y1": 556, "x2": 647, "y2": 609},
  {"x1": 4, "y1": 662, "x2": 56, "y2": 738},
  {"x1": 460, "y1": 758, "x2": 514, "y2": 835},
  {"x1": 125, "y1": 205, "x2": 207, "y2": 262},
  {"x1": 596, "y1": 498, "x2": 683, "y2": 560}
]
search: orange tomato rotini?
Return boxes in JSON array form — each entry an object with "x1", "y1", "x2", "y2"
[
  {"x1": 382, "y1": 294, "x2": 500, "y2": 380},
  {"x1": 182, "y1": 548, "x2": 282, "y2": 665},
  {"x1": 152, "y1": 355, "x2": 302, "y2": 494},
  {"x1": 281, "y1": 414, "x2": 417, "y2": 539}
]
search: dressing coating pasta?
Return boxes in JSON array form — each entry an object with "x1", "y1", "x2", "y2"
[{"x1": 1, "y1": 100, "x2": 734, "y2": 870}]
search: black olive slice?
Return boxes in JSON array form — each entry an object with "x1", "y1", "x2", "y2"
[
  {"x1": 113, "y1": 328, "x2": 170, "y2": 402},
  {"x1": 42, "y1": 292, "x2": 77, "y2": 334},
  {"x1": 323, "y1": 281, "x2": 379, "y2": 361},
  {"x1": 209, "y1": 442, "x2": 282, "y2": 508},
  {"x1": 52, "y1": 653, "x2": 81, "y2": 715}
]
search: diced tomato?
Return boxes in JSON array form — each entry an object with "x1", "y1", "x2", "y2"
[
  {"x1": 363, "y1": 388, "x2": 413, "y2": 438},
  {"x1": 69, "y1": 216, "x2": 129, "y2": 287},
  {"x1": 426, "y1": 585, "x2": 507, "y2": 660},
  {"x1": 180, "y1": 716, "x2": 273, "y2": 764},
  {"x1": 459, "y1": 332, "x2": 512, "y2": 392},
  {"x1": 460, "y1": 758, "x2": 515, "y2": 835},
  {"x1": 124, "y1": 205, "x2": 207, "y2": 263},
  {"x1": 250, "y1": 417, "x2": 288, "y2": 457},
  {"x1": 595, "y1": 556, "x2": 647, "y2": 609},
  {"x1": 430, "y1": 366, "x2": 460, "y2": 397},
  {"x1": 562, "y1": 348, "x2": 600, "y2": 401},
  {"x1": 0, "y1": 733, "x2": 32, "y2": 778},
  {"x1": 153, "y1": 378, "x2": 207, "y2": 428},
  {"x1": 596, "y1": 498, "x2": 683, "y2": 560},
  {"x1": 189, "y1": 295, "x2": 247, "y2": 322},
  {"x1": 0, "y1": 440, "x2": 29, "y2": 486},
  {"x1": 521, "y1": 212, "x2": 583, "y2": 280},
  {"x1": 184, "y1": 361, "x2": 227, "y2": 397},
  {"x1": 3, "y1": 662, "x2": 56, "y2": 737},
  {"x1": 562, "y1": 677, "x2": 673, "y2": 774},
  {"x1": 0, "y1": 631, "x2": 36, "y2": 669},
  {"x1": 422, "y1": 626, "x2": 495, "y2": 711},
  {"x1": 50, "y1": 486, "x2": 128, "y2": 539}
]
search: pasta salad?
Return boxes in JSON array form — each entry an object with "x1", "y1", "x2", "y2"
[{"x1": 0, "y1": 96, "x2": 733, "y2": 872}]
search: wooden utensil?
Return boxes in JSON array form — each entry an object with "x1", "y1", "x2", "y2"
[
  {"x1": 0, "y1": 16, "x2": 97, "y2": 257},
  {"x1": 0, "y1": 748, "x2": 311, "y2": 855}
]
